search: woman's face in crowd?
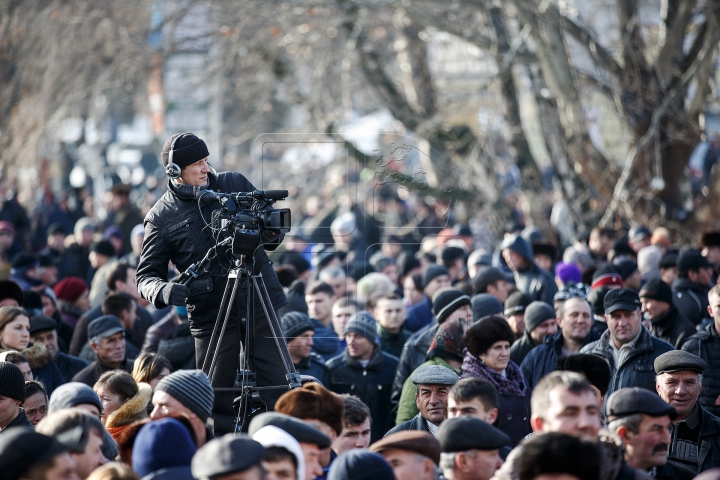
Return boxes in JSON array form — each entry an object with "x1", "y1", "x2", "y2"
[
  {"x1": 479, "y1": 340, "x2": 511, "y2": 373},
  {"x1": 0, "y1": 316, "x2": 30, "y2": 350},
  {"x1": 95, "y1": 386, "x2": 127, "y2": 424},
  {"x1": 74, "y1": 289, "x2": 90, "y2": 312},
  {"x1": 403, "y1": 276, "x2": 423, "y2": 306}
]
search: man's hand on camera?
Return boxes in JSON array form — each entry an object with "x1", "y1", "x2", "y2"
[{"x1": 161, "y1": 283, "x2": 191, "y2": 306}]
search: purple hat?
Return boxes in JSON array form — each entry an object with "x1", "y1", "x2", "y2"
[{"x1": 555, "y1": 262, "x2": 582, "y2": 284}]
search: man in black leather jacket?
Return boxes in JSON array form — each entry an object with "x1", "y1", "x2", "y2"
[{"x1": 136, "y1": 133, "x2": 288, "y2": 434}]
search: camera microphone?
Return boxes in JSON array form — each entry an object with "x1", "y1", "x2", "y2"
[
  {"x1": 263, "y1": 190, "x2": 289, "y2": 200},
  {"x1": 198, "y1": 190, "x2": 221, "y2": 206}
]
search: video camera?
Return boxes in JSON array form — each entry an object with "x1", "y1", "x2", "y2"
[{"x1": 199, "y1": 189, "x2": 291, "y2": 257}]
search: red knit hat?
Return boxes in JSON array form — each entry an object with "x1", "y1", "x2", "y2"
[{"x1": 53, "y1": 276, "x2": 88, "y2": 303}]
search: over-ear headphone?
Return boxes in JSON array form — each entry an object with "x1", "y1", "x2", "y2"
[{"x1": 165, "y1": 133, "x2": 190, "y2": 179}]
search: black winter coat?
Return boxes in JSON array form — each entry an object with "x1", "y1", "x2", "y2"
[
  {"x1": 648, "y1": 305, "x2": 696, "y2": 349},
  {"x1": 390, "y1": 322, "x2": 439, "y2": 414},
  {"x1": 55, "y1": 351, "x2": 89, "y2": 383},
  {"x1": 326, "y1": 346, "x2": 399, "y2": 442},
  {"x1": 520, "y1": 329, "x2": 600, "y2": 391},
  {"x1": 385, "y1": 413, "x2": 431, "y2": 436},
  {"x1": 672, "y1": 278, "x2": 710, "y2": 326},
  {"x1": 513, "y1": 264, "x2": 558, "y2": 305},
  {"x1": 136, "y1": 173, "x2": 286, "y2": 336},
  {"x1": 296, "y1": 352, "x2": 329, "y2": 386},
  {"x1": 581, "y1": 327, "x2": 674, "y2": 399},
  {"x1": 682, "y1": 323, "x2": 720, "y2": 417},
  {"x1": 510, "y1": 331, "x2": 538, "y2": 366},
  {"x1": 668, "y1": 404, "x2": 720, "y2": 474}
]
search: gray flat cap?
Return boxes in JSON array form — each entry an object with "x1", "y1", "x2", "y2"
[
  {"x1": 654, "y1": 350, "x2": 707, "y2": 375},
  {"x1": 410, "y1": 365, "x2": 459, "y2": 386},
  {"x1": 192, "y1": 435, "x2": 265, "y2": 480}
]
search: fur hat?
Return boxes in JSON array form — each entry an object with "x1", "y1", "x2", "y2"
[
  {"x1": 466, "y1": 316, "x2": 516, "y2": 357},
  {"x1": 275, "y1": 382, "x2": 344, "y2": 435}
]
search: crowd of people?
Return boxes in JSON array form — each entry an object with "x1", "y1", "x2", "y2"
[{"x1": 5, "y1": 157, "x2": 720, "y2": 480}]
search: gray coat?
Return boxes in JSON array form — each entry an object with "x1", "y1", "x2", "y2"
[{"x1": 581, "y1": 326, "x2": 674, "y2": 399}]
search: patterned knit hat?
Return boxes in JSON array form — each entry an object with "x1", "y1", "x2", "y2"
[
  {"x1": 155, "y1": 370, "x2": 214, "y2": 422},
  {"x1": 344, "y1": 311, "x2": 377, "y2": 341},
  {"x1": 0, "y1": 361, "x2": 25, "y2": 402},
  {"x1": 281, "y1": 312, "x2": 315, "y2": 340},
  {"x1": 427, "y1": 319, "x2": 466, "y2": 363},
  {"x1": 53, "y1": 277, "x2": 88, "y2": 303}
]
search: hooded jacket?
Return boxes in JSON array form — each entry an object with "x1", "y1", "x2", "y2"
[
  {"x1": 682, "y1": 323, "x2": 720, "y2": 417},
  {"x1": 502, "y1": 235, "x2": 558, "y2": 305},
  {"x1": 580, "y1": 326, "x2": 674, "y2": 399},
  {"x1": 326, "y1": 343, "x2": 399, "y2": 442},
  {"x1": 520, "y1": 329, "x2": 601, "y2": 391},
  {"x1": 136, "y1": 172, "x2": 286, "y2": 337},
  {"x1": 672, "y1": 278, "x2": 710, "y2": 326},
  {"x1": 105, "y1": 383, "x2": 152, "y2": 440}
]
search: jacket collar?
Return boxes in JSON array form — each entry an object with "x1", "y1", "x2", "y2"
[
  {"x1": 591, "y1": 326, "x2": 654, "y2": 367},
  {"x1": 167, "y1": 172, "x2": 219, "y2": 201},
  {"x1": 650, "y1": 306, "x2": 678, "y2": 334},
  {"x1": 673, "y1": 277, "x2": 710, "y2": 295},
  {"x1": 344, "y1": 345, "x2": 384, "y2": 370}
]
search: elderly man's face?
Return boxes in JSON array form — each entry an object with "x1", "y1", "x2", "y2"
[
  {"x1": 416, "y1": 384, "x2": 449, "y2": 425},
  {"x1": 656, "y1": 371, "x2": 702, "y2": 421}
]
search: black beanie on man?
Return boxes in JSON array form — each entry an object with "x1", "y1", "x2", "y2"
[
  {"x1": 161, "y1": 133, "x2": 210, "y2": 169},
  {"x1": 524, "y1": 301, "x2": 556, "y2": 333},
  {"x1": 0, "y1": 362, "x2": 26, "y2": 402}
]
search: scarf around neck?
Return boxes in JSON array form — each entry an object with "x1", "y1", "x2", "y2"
[{"x1": 461, "y1": 348, "x2": 527, "y2": 397}]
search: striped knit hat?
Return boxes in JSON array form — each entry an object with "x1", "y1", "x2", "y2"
[
  {"x1": 156, "y1": 370, "x2": 214, "y2": 422},
  {"x1": 282, "y1": 312, "x2": 315, "y2": 340}
]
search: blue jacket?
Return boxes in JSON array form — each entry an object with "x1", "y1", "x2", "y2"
[
  {"x1": 581, "y1": 326, "x2": 673, "y2": 399},
  {"x1": 521, "y1": 329, "x2": 600, "y2": 391},
  {"x1": 403, "y1": 295, "x2": 433, "y2": 333}
]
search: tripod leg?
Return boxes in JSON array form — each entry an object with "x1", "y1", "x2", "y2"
[
  {"x1": 253, "y1": 274, "x2": 301, "y2": 386},
  {"x1": 202, "y1": 273, "x2": 242, "y2": 378}
]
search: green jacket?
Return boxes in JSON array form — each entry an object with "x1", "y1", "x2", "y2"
[{"x1": 395, "y1": 357, "x2": 462, "y2": 425}]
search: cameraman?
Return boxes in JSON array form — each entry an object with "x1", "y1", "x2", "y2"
[{"x1": 136, "y1": 133, "x2": 288, "y2": 434}]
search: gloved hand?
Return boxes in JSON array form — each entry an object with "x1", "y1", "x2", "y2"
[{"x1": 161, "y1": 283, "x2": 191, "y2": 306}]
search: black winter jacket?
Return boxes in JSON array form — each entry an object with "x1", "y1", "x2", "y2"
[
  {"x1": 510, "y1": 331, "x2": 539, "y2": 366},
  {"x1": 520, "y1": 329, "x2": 600, "y2": 391},
  {"x1": 55, "y1": 351, "x2": 89, "y2": 383},
  {"x1": 390, "y1": 322, "x2": 439, "y2": 414},
  {"x1": 682, "y1": 323, "x2": 720, "y2": 417},
  {"x1": 581, "y1": 327, "x2": 674, "y2": 399},
  {"x1": 513, "y1": 264, "x2": 558, "y2": 305},
  {"x1": 672, "y1": 278, "x2": 710, "y2": 326},
  {"x1": 326, "y1": 346, "x2": 399, "y2": 442},
  {"x1": 648, "y1": 305, "x2": 696, "y2": 349},
  {"x1": 296, "y1": 352, "x2": 329, "y2": 386},
  {"x1": 668, "y1": 404, "x2": 720, "y2": 474},
  {"x1": 385, "y1": 412, "x2": 432, "y2": 436},
  {"x1": 136, "y1": 173, "x2": 286, "y2": 336}
]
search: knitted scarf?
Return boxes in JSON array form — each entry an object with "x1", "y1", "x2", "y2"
[{"x1": 461, "y1": 349, "x2": 527, "y2": 397}]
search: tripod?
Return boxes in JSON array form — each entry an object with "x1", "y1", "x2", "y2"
[{"x1": 175, "y1": 238, "x2": 301, "y2": 432}]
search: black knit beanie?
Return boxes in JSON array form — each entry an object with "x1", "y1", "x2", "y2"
[
  {"x1": 161, "y1": 133, "x2": 210, "y2": 169},
  {"x1": 0, "y1": 362, "x2": 25, "y2": 402}
]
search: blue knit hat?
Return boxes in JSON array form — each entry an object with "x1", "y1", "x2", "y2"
[
  {"x1": 155, "y1": 370, "x2": 214, "y2": 422},
  {"x1": 132, "y1": 418, "x2": 196, "y2": 477}
]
